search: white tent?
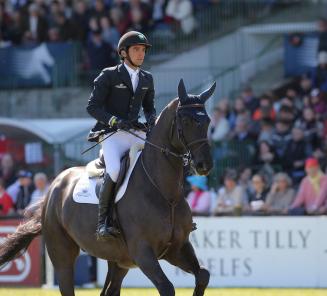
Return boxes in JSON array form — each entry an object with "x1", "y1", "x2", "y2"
[{"x1": 0, "y1": 117, "x2": 95, "y2": 144}]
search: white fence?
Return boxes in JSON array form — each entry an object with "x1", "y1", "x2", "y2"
[{"x1": 97, "y1": 216, "x2": 327, "y2": 288}]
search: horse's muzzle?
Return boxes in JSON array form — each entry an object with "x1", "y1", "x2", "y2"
[{"x1": 193, "y1": 160, "x2": 213, "y2": 176}]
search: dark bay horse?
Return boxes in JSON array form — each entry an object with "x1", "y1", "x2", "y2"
[{"x1": 0, "y1": 79, "x2": 216, "y2": 296}]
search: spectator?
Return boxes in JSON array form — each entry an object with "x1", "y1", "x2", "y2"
[
  {"x1": 186, "y1": 175, "x2": 211, "y2": 216},
  {"x1": 109, "y1": 6, "x2": 129, "y2": 34},
  {"x1": 90, "y1": 0, "x2": 107, "y2": 21},
  {"x1": 7, "y1": 10, "x2": 24, "y2": 45},
  {"x1": 0, "y1": 153, "x2": 16, "y2": 188},
  {"x1": 229, "y1": 97, "x2": 250, "y2": 129},
  {"x1": 151, "y1": 0, "x2": 167, "y2": 28},
  {"x1": 128, "y1": 5, "x2": 149, "y2": 32},
  {"x1": 230, "y1": 116, "x2": 256, "y2": 167},
  {"x1": 0, "y1": 178, "x2": 14, "y2": 216},
  {"x1": 238, "y1": 166, "x2": 253, "y2": 198},
  {"x1": 166, "y1": 0, "x2": 196, "y2": 35},
  {"x1": 71, "y1": 0, "x2": 90, "y2": 43},
  {"x1": 256, "y1": 140, "x2": 278, "y2": 165},
  {"x1": 252, "y1": 95, "x2": 275, "y2": 122},
  {"x1": 289, "y1": 158, "x2": 327, "y2": 215},
  {"x1": 285, "y1": 88, "x2": 303, "y2": 114},
  {"x1": 214, "y1": 169, "x2": 246, "y2": 216},
  {"x1": 87, "y1": 28, "x2": 117, "y2": 80},
  {"x1": 240, "y1": 86, "x2": 259, "y2": 115},
  {"x1": 299, "y1": 75, "x2": 313, "y2": 98},
  {"x1": 15, "y1": 170, "x2": 35, "y2": 215},
  {"x1": 0, "y1": 3, "x2": 12, "y2": 45},
  {"x1": 52, "y1": 12, "x2": 77, "y2": 41},
  {"x1": 271, "y1": 120, "x2": 292, "y2": 161},
  {"x1": 257, "y1": 119, "x2": 274, "y2": 144},
  {"x1": 264, "y1": 173, "x2": 295, "y2": 215},
  {"x1": 6, "y1": 179, "x2": 20, "y2": 205},
  {"x1": 255, "y1": 140, "x2": 278, "y2": 186},
  {"x1": 128, "y1": 0, "x2": 151, "y2": 32},
  {"x1": 209, "y1": 107, "x2": 230, "y2": 142},
  {"x1": 29, "y1": 172, "x2": 49, "y2": 206},
  {"x1": 312, "y1": 52, "x2": 327, "y2": 91},
  {"x1": 47, "y1": 0, "x2": 61, "y2": 28},
  {"x1": 310, "y1": 88, "x2": 327, "y2": 120},
  {"x1": 248, "y1": 174, "x2": 268, "y2": 213},
  {"x1": 296, "y1": 107, "x2": 323, "y2": 153},
  {"x1": 100, "y1": 16, "x2": 120, "y2": 48},
  {"x1": 283, "y1": 126, "x2": 308, "y2": 184},
  {"x1": 21, "y1": 3, "x2": 48, "y2": 44},
  {"x1": 277, "y1": 104, "x2": 295, "y2": 125}
]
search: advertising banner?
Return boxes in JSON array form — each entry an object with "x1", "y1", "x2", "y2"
[
  {"x1": 97, "y1": 217, "x2": 327, "y2": 288},
  {"x1": 0, "y1": 219, "x2": 42, "y2": 286}
]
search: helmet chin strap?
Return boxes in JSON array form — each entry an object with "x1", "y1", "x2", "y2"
[{"x1": 124, "y1": 47, "x2": 139, "y2": 68}]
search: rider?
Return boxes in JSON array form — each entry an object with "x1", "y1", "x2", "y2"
[{"x1": 86, "y1": 31, "x2": 156, "y2": 240}]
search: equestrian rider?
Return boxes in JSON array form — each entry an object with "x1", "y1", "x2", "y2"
[{"x1": 86, "y1": 31, "x2": 156, "y2": 240}]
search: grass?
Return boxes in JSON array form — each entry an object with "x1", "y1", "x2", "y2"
[{"x1": 0, "y1": 288, "x2": 327, "y2": 296}]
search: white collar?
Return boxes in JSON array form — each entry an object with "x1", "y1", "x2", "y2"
[{"x1": 124, "y1": 62, "x2": 140, "y2": 76}]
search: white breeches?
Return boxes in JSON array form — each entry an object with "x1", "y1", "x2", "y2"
[{"x1": 101, "y1": 130, "x2": 145, "y2": 182}]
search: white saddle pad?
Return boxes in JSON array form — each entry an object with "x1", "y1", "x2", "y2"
[{"x1": 73, "y1": 151, "x2": 141, "y2": 204}]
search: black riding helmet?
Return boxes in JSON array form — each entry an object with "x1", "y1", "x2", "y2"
[{"x1": 117, "y1": 31, "x2": 152, "y2": 60}]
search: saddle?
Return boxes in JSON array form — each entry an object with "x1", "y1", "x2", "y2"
[{"x1": 85, "y1": 143, "x2": 144, "y2": 197}]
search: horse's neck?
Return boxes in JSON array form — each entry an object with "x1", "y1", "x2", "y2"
[{"x1": 143, "y1": 101, "x2": 184, "y2": 201}]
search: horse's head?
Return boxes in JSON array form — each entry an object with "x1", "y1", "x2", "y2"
[{"x1": 173, "y1": 79, "x2": 216, "y2": 176}]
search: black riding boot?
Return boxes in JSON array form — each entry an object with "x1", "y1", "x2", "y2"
[{"x1": 96, "y1": 173, "x2": 120, "y2": 240}]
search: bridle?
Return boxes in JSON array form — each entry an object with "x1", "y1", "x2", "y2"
[
  {"x1": 174, "y1": 103, "x2": 210, "y2": 166},
  {"x1": 127, "y1": 103, "x2": 209, "y2": 167}
]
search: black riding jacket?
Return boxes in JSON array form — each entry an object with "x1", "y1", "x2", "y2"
[{"x1": 86, "y1": 63, "x2": 156, "y2": 142}]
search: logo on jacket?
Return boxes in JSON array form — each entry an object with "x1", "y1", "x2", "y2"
[{"x1": 115, "y1": 83, "x2": 127, "y2": 89}]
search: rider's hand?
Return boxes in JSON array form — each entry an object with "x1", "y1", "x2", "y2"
[{"x1": 109, "y1": 116, "x2": 131, "y2": 130}]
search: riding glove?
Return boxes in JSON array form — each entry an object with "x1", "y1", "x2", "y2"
[{"x1": 108, "y1": 116, "x2": 131, "y2": 130}]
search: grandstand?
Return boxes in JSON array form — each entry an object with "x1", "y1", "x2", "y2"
[{"x1": 1, "y1": 0, "x2": 327, "y2": 292}]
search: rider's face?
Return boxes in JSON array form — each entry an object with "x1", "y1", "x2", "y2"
[{"x1": 123, "y1": 45, "x2": 146, "y2": 68}]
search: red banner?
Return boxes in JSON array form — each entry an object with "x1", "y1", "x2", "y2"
[{"x1": 0, "y1": 219, "x2": 42, "y2": 286}]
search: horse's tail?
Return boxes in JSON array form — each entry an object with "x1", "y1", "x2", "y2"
[{"x1": 0, "y1": 199, "x2": 43, "y2": 267}]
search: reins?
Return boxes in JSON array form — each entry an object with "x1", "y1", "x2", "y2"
[{"x1": 133, "y1": 102, "x2": 209, "y2": 259}]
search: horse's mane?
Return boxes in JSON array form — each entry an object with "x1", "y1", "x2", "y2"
[{"x1": 155, "y1": 98, "x2": 179, "y2": 126}]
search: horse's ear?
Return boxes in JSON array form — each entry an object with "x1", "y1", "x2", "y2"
[
  {"x1": 199, "y1": 82, "x2": 216, "y2": 103},
  {"x1": 178, "y1": 79, "x2": 188, "y2": 104}
]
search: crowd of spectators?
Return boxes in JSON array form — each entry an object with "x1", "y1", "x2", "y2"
[
  {"x1": 0, "y1": 0, "x2": 284, "y2": 76},
  {"x1": 0, "y1": 153, "x2": 49, "y2": 218},
  {"x1": 187, "y1": 20, "x2": 327, "y2": 217},
  {"x1": 0, "y1": 0, "x2": 222, "y2": 73},
  {"x1": 187, "y1": 157, "x2": 327, "y2": 217}
]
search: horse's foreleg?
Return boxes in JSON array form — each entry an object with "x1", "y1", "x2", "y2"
[
  {"x1": 133, "y1": 244, "x2": 175, "y2": 296},
  {"x1": 166, "y1": 241, "x2": 210, "y2": 296},
  {"x1": 101, "y1": 261, "x2": 128, "y2": 296}
]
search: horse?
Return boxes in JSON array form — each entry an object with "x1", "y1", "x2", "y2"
[{"x1": 0, "y1": 79, "x2": 216, "y2": 296}]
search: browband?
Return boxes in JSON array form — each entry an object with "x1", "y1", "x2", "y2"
[{"x1": 177, "y1": 103, "x2": 205, "y2": 109}]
